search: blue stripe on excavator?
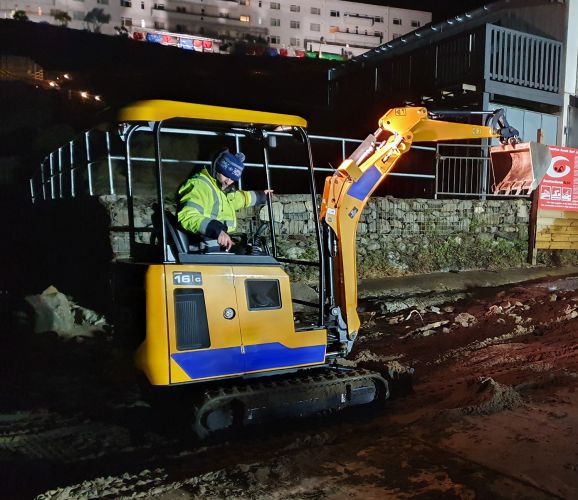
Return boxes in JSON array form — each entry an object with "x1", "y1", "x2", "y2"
[
  {"x1": 171, "y1": 343, "x2": 326, "y2": 380},
  {"x1": 348, "y1": 165, "x2": 382, "y2": 201}
]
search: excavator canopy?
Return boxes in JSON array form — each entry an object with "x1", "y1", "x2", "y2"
[{"x1": 490, "y1": 142, "x2": 552, "y2": 196}]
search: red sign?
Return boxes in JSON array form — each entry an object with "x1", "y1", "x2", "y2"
[{"x1": 538, "y1": 146, "x2": 578, "y2": 211}]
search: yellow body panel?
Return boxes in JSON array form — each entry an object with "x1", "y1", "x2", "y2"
[
  {"x1": 166, "y1": 264, "x2": 242, "y2": 384},
  {"x1": 134, "y1": 265, "x2": 171, "y2": 385},
  {"x1": 138, "y1": 262, "x2": 327, "y2": 386},
  {"x1": 232, "y1": 266, "x2": 326, "y2": 350},
  {"x1": 118, "y1": 100, "x2": 307, "y2": 128}
]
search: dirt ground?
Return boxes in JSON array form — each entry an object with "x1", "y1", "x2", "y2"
[{"x1": 2, "y1": 275, "x2": 578, "y2": 499}]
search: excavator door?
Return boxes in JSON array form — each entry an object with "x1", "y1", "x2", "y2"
[{"x1": 490, "y1": 142, "x2": 552, "y2": 196}]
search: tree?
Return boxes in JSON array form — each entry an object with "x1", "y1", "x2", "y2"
[
  {"x1": 12, "y1": 10, "x2": 28, "y2": 21},
  {"x1": 84, "y1": 8, "x2": 111, "y2": 33},
  {"x1": 52, "y1": 10, "x2": 71, "y2": 27}
]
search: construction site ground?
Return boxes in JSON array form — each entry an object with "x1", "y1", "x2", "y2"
[{"x1": 2, "y1": 266, "x2": 578, "y2": 499}]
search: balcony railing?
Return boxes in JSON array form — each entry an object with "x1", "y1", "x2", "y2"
[{"x1": 486, "y1": 24, "x2": 561, "y2": 93}]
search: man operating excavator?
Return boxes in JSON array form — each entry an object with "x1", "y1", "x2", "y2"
[{"x1": 177, "y1": 148, "x2": 273, "y2": 252}]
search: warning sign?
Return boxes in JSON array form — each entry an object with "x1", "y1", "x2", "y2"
[{"x1": 538, "y1": 146, "x2": 578, "y2": 211}]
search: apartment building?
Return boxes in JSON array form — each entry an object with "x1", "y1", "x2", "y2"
[{"x1": 2, "y1": 0, "x2": 431, "y2": 56}]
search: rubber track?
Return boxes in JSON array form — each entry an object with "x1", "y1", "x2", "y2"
[{"x1": 193, "y1": 368, "x2": 388, "y2": 438}]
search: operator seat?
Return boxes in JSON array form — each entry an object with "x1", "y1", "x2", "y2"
[{"x1": 163, "y1": 210, "x2": 191, "y2": 256}]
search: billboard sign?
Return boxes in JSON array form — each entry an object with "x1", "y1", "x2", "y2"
[{"x1": 538, "y1": 146, "x2": 578, "y2": 211}]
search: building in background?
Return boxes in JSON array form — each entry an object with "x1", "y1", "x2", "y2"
[{"x1": 1, "y1": 0, "x2": 431, "y2": 57}]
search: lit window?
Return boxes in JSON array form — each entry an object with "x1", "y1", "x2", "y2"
[
  {"x1": 290, "y1": 20, "x2": 300, "y2": 29},
  {"x1": 140, "y1": 18, "x2": 145, "y2": 27},
  {"x1": 392, "y1": 18, "x2": 402, "y2": 25},
  {"x1": 289, "y1": 4, "x2": 299, "y2": 12},
  {"x1": 240, "y1": 15, "x2": 250, "y2": 22},
  {"x1": 411, "y1": 20, "x2": 421, "y2": 27},
  {"x1": 120, "y1": 0, "x2": 131, "y2": 6},
  {"x1": 311, "y1": 7, "x2": 320, "y2": 15},
  {"x1": 270, "y1": 17, "x2": 280, "y2": 26},
  {"x1": 289, "y1": 37, "x2": 300, "y2": 46},
  {"x1": 329, "y1": 10, "x2": 339, "y2": 17},
  {"x1": 270, "y1": 1, "x2": 280, "y2": 9},
  {"x1": 269, "y1": 35, "x2": 280, "y2": 44},
  {"x1": 310, "y1": 23, "x2": 320, "y2": 32}
]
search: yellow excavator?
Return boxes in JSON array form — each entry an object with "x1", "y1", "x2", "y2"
[{"x1": 33, "y1": 101, "x2": 550, "y2": 437}]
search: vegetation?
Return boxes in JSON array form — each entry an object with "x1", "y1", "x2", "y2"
[
  {"x1": 12, "y1": 10, "x2": 28, "y2": 21},
  {"x1": 52, "y1": 10, "x2": 72, "y2": 27},
  {"x1": 84, "y1": 8, "x2": 111, "y2": 33}
]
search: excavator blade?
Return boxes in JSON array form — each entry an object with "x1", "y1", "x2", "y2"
[{"x1": 491, "y1": 142, "x2": 552, "y2": 196}]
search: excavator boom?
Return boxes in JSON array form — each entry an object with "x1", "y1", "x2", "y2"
[{"x1": 322, "y1": 106, "x2": 551, "y2": 345}]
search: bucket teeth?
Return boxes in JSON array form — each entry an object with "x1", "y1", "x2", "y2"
[{"x1": 490, "y1": 142, "x2": 552, "y2": 196}]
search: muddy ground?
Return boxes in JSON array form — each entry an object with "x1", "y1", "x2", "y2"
[{"x1": 2, "y1": 275, "x2": 578, "y2": 499}]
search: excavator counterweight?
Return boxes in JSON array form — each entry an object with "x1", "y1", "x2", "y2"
[{"x1": 491, "y1": 142, "x2": 552, "y2": 196}]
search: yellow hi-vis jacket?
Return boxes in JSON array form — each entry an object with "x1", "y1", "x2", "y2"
[{"x1": 177, "y1": 168, "x2": 262, "y2": 238}]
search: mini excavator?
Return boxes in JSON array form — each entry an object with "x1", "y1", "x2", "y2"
[{"x1": 96, "y1": 101, "x2": 549, "y2": 437}]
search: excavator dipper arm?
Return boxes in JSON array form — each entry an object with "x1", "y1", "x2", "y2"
[{"x1": 319, "y1": 106, "x2": 540, "y2": 349}]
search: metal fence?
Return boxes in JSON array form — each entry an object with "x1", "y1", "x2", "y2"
[
  {"x1": 486, "y1": 24, "x2": 562, "y2": 93},
  {"x1": 30, "y1": 128, "x2": 436, "y2": 203},
  {"x1": 435, "y1": 142, "x2": 531, "y2": 199}
]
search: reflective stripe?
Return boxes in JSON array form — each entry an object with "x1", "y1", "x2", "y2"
[
  {"x1": 197, "y1": 174, "x2": 220, "y2": 220},
  {"x1": 184, "y1": 200, "x2": 205, "y2": 213},
  {"x1": 224, "y1": 220, "x2": 235, "y2": 230},
  {"x1": 199, "y1": 218, "x2": 212, "y2": 234},
  {"x1": 249, "y1": 191, "x2": 257, "y2": 207}
]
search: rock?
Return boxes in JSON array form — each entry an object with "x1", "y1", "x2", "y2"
[
  {"x1": 454, "y1": 312, "x2": 477, "y2": 327},
  {"x1": 25, "y1": 286, "x2": 75, "y2": 335},
  {"x1": 290, "y1": 283, "x2": 318, "y2": 312}
]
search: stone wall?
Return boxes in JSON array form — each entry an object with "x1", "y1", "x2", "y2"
[{"x1": 100, "y1": 194, "x2": 532, "y2": 278}]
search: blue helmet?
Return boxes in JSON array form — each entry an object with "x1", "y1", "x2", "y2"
[{"x1": 214, "y1": 149, "x2": 246, "y2": 181}]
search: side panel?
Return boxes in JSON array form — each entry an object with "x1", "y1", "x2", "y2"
[
  {"x1": 134, "y1": 265, "x2": 171, "y2": 385},
  {"x1": 167, "y1": 264, "x2": 245, "y2": 383},
  {"x1": 233, "y1": 266, "x2": 327, "y2": 373}
]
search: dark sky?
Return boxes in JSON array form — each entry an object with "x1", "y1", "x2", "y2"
[{"x1": 346, "y1": 0, "x2": 497, "y2": 22}]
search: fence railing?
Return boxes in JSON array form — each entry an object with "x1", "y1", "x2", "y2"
[
  {"x1": 486, "y1": 24, "x2": 562, "y2": 93},
  {"x1": 435, "y1": 143, "x2": 530, "y2": 199},
  {"x1": 30, "y1": 128, "x2": 436, "y2": 203}
]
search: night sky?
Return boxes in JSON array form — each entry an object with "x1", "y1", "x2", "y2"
[{"x1": 346, "y1": 0, "x2": 499, "y2": 22}]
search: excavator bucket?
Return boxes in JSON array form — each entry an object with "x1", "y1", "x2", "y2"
[{"x1": 491, "y1": 142, "x2": 552, "y2": 196}]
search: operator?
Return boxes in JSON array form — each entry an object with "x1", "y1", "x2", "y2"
[{"x1": 177, "y1": 149, "x2": 272, "y2": 252}]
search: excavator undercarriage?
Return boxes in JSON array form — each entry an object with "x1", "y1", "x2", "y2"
[{"x1": 193, "y1": 368, "x2": 389, "y2": 438}]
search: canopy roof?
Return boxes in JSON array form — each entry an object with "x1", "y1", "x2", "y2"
[{"x1": 118, "y1": 100, "x2": 307, "y2": 128}]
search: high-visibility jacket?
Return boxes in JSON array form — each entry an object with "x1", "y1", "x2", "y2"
[{"x1": 177, "y1": 168, "x2": 263, "y2": 238}]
